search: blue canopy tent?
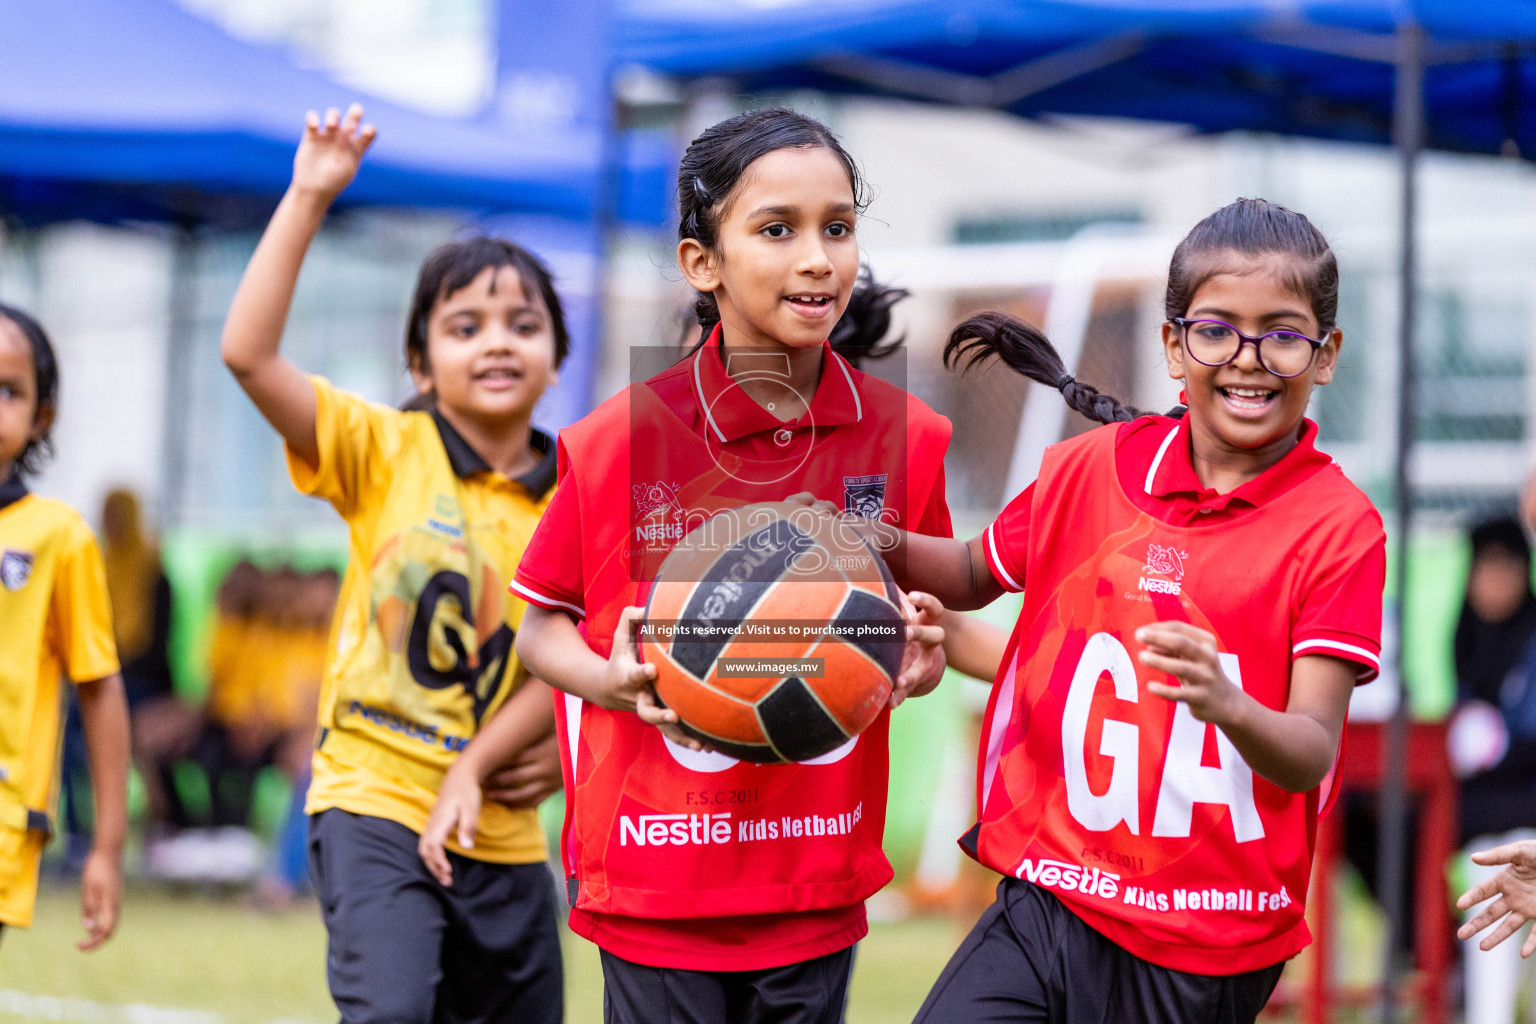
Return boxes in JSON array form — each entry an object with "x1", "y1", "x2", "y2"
[
  {"x1": 616, "y1": 2, "x2": 1536, "y2": 1016},
  {"x1": 619, "y1": 1, "x2": 1536, "y2": 157},
  {"x1": 0, "y1": 0, "x2": 603, "y2": 224},
  {"x1": 0, "y1": 0, "x2": 683, "y2": 520}
]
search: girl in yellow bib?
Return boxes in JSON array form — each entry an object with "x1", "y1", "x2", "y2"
[
  {"x1": 0, "y1": 303, "x2": 130, "y2": 951},
  {"x1": 222, "y1": 104, "x2": 566, "y2": 1024}
]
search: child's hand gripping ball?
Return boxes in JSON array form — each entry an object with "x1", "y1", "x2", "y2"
[{"x1": 640, "y1": 502, "x2": 905, "y2": 763}]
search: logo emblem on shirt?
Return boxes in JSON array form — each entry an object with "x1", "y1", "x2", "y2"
[
  {"x1": 1139, "y1": 543, "x2": 1188, "y2": 596},
  {"x1": 0, "y1": 549, "x2": 33, "y2": 592},
  {"x1": 633, "y1": 481, "x2": 685, "y2": 543},
  {"x1": 843, "y1": 474, "x2": 888, "y2": 519}
]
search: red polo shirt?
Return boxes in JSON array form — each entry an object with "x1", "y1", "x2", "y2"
[
  {"x1": 968, "y1": 415, "x2": 1384, "y2": 973},
  {"x1": 514, "y1": 326, "x2": 952, "y2": 970},
  {"x1": 983, "y1": 415, "x2": 1383, "y2": 679}
]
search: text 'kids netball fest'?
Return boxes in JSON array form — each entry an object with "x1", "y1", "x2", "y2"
[{"x1": 10, "y1": 3, "x2": 1536, "y2": 1024}]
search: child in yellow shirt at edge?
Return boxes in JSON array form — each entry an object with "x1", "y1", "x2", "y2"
[
  {"x1": 221, "y1": 104, "x2": 566, "y2": 1024},
  {"x1": 0, "y1": 302, "x2": 130, "y2": 951}
]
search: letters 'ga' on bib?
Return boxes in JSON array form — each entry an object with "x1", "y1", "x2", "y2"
[
  {"x1": 548, "y1": 378, "x2": 950, "y2": 922},
  {"x1": 970, "y1": 423, "x2": 1383, "y2": 975}
]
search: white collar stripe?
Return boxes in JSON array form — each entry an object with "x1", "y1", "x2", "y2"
[
  {"x1": 1144, "y1": 425, "x2": 1180, "y2": 495},
  {"x1": 693, "y1": 348, "x2": 728, "y2": 443},
  {"x1": 831, "y1": 350, "x2": 863, "y2": 422}
]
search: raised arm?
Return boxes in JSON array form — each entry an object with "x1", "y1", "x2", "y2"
[{"x1": 221, "y1": 104, "x2": 376, "y2": 468}]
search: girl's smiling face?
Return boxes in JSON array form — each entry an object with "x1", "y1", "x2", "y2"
[
  {"x1": 411, "y1": 265, "x2": 558, "y2": 426},
  {"x1": 1161, "y1": 254, "x2": 1341, "y2": 459},
  {"x1": 678, "y1": 145, "x2": 860, "y2": 352}
]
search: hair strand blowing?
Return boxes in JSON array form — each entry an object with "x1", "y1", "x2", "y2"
[{"x1": 944, "y1": 311, "x2": 1147, "y2": 424}]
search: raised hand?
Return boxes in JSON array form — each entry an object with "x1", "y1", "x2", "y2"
[{"x1": 293, "y1": 104, "x2": 377, "y2": 202}]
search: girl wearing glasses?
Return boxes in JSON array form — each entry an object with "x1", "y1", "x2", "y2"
[{"x1": 827, "y1": 198, "x2": 1384, "y2": 1023}]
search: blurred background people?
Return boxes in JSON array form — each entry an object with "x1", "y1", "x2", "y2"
[
  {"x1": 60, "y1": 488, "x2": 186, "y2": 864},
  {"x1": 103, "y1": 489, "x2": 199, "y2": 836},
  {"x1": 146, "y1": 559, "x2": 337, "y2": 887},
  {"x1": 197, "y1": 560, "x2": 278, "y2": 833},
  {"x1": 1449, "y1": 517, "x2": 1536, "y2": 1024},
  {"x1": 260, "y1": 566, "x2": 336, "y2": 904}
]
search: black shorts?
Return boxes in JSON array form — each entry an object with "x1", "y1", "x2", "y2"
[
  {"x1": 308, "y1": 808, "x2": 562, "y2": 1024},
  {"x1": 915, "y1": 879, "x2": 1283, "y2": 1024},
  {"x1": 599, "y1": 945, "x2": 855, "y2": 1024}
]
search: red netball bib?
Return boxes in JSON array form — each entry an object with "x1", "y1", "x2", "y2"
[{"x1": 971, "y1": 423, "x2": 1383, "y2": 975}]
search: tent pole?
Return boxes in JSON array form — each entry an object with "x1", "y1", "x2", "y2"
[
  {"x1": 158, "y1": 223, "x2": 196, "y2": 529},
  {"x1": 1378, "y1": 18, "x2": 1423, "y2": 1024}
]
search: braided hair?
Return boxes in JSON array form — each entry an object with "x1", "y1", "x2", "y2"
[{"x1": 944, "y1": 311, "x2": 1171, "y2": 424}]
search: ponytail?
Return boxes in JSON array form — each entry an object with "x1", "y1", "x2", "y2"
[
  {"x1": 944, "y1": 312, "x2": 1182, "y2": 425},
  {"x1": 829, "y1": 268, "x2": 907, "y2": 368}
]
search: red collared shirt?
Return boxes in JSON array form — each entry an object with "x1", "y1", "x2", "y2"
[
  {"x1": 968, "y1": 416, "x2": 1385, "y2": 973},
  {"x1": 516, "y1": 325, "x2": 947, "y2": 615},
  {"x1": 984, "y1": 415, "x2": 1384, "y2": 679},
  {"x1": 513, "y1": 325, "x2": 953, "y2": 971},
  {"x1": 649, "y1": 325, "x2": 868, "y2": 456}
]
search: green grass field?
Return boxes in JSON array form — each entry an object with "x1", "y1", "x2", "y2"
[
  {"x1": 1, "y1": 874, "x2": 1451, "y2": 1023},
  {"x1": 0, "y1": 883, "x2": 965, "y2": 1024}
]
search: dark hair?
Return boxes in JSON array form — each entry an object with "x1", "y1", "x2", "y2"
[
  {"x1": 1165, "y1": 198, "x2": 1338, "y2": 329},
  {"x1": 1471, "y1": 516, "x2": 1532, "y2": 566},
  {"x1": 829, "y1": 268, "x2": 908, "y2": 368},
  {"x1": 677, "y1": 107, "x2": 873, "y2": 339},
  {"x1": 0, "y1": 302, "x2": 59, "y2": 477},
  {"x1": 945, "y1": 311, "x2": 1160, "y2": 423},
  {"x1": 403, "y1": 237, "x2": 569, "y2": 409},
  {"x1": 944, "y1": 198, "x2": 1338, "y2": 426}
]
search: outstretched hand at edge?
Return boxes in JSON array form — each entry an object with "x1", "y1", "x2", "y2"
[{"x1": 1459, "y1": 840, "x2": 1536, "y2": 957}]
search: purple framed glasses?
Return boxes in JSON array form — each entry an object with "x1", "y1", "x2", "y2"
[{"x1": 1170, "y1": 318, "x2": 1325, "y2": 378}]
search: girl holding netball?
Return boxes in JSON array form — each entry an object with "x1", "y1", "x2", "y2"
[
  {"x1": 222, "y1": 105, "x2": 565, "y2": 1024},
  {"x1": 512, "y1": 108, "x2": 947, "y2": 1024},
  {"x1": 852, "y1": 198, "x2": 1384, "y2": 1023}
]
